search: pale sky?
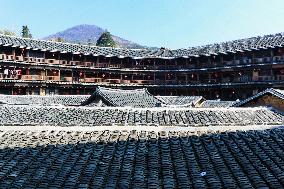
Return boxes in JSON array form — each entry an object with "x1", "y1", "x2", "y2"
[{"x1": 1, "y1": 0, "x2": 284, "y2": 48}]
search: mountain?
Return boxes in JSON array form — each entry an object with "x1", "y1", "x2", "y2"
[{"x1": 43, "y1": 24, "x2": 146, "y2": 49}]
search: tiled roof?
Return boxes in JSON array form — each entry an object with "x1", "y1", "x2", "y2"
[
  {"x1": 0, "y1": 95, "x2": 89, "y2": 106},
  {"x1": 155, "y1": 96, "x2": 204, "y2": 107},
  {"x1": 0, "y1": 105, "x2": 282, "y2": 127},
  {"x1": 1, "y1": 32, "x2": 284, "y2": 58},
  {"x1": 201, "y1": 100, "x2": 237, "y2": 108},
  {"x1": 0, "y1": 127, "x2": 284, "y2": 188},
  {"x1": 84, "y1": 87, "x2": 163, "y2": 108},
  {"x1": 234, "y1": 88, "x2": 284, "y2": 107}
]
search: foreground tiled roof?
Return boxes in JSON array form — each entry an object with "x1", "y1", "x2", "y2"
[
  {"x1": 84, "y1": 87, "x2": 163, "y2": 108},
  {"x1": 0, "y1": 95, "x2": 89, "y2": 106},
  {"x1": 234, "y1": 88, "x2": 284, "y2": 107},
  {"x1": 201, "y1": 100, "x2": 237, "y2": 108},
  {"x1": 0, "y1": 105, "x2": 282, "y2": 127},
  {"x1": 0, "y1": 127, "x2": 284, "y2": 188},
  {"x1": 155, "y1": 96, "x2": 204, "y2": 107},
  {"x1": 1, "y1": 32, "x2": 284, "y2": 58}
]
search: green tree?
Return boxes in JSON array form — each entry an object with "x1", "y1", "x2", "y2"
[
  {"x1": 0, "y1": 29, "x2": 16, "y2": 36},
  {"x1": 22, "y1": 25, "x2": 32, "y2": 38},
  {"x1": 54, "y1": 37, "x2": 65, "y2": 42},
  {"x1": 96, "y1": 31, "x2": 117, "y2": 47}
]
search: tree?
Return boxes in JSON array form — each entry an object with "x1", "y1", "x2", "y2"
[
  {"x1": 96, "y1": 31, "x2": 117, "y2": 47},
  {"x1": 0, "y1": 29, "x2": 16, "y2": 36},
  {"x1": 22, "y1": 25, "x2": 32, "y2": 38},
  {"x1": 54, "y1": 37, "x2": 65, "y2": 42}
]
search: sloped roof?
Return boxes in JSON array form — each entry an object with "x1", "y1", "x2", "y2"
[
  {"x1": 201, "y1": 100, "x2": 237, "y2": 108},
  {"x1": 234, "y1": 88, "x2": 284, "y2": 107},
  {"x1": 0, "y1": 95, "x2": 89, "y2": 106},
  {"x1": 1, "y1": 31, "x2": 284, "y2": 58},
  {"x1": 155, "y1": 96, "x2": 204, "y2": 107},
  {"x1": 84, "y1": 87, "x2": 163, "y2": 108},
  {"x1": 0, "y1": 105, "x2": 282, "y2": 127},
  {"x1": 1, "y1": 127, "x2": 284, "y2": 188}
]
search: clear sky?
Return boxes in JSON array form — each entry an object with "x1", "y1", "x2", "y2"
[{"x1": 1, "y1": 0, "x2": 284, "y2": 49}]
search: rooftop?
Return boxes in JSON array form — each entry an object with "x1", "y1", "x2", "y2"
[
  {"x1": 0, "y1": 126, "x2": 283, "y2": 188},
  {"x1": 0, "y1": 105, "x2": 282, "y2": 127},
  {"x1": 84, "y1": 87, "x2": 162, "y2": 108},
  {"x1": 0, "y1": 94, "x2": 89, "y2": 106},
  {"x1": 0, "y1": 89, "x2": 282, "y2": 187},
  {"x1": 1, "y1": 31, "x2": 284, "y2": 58}
]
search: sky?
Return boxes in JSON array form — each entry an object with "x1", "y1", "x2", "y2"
[{"x1": 1, "y1": 0, "x2": 284, "y2": 49}]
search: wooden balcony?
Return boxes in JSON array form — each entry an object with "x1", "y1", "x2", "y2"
[
  {"x1": 15, "y1": 56, "x2": 24, "y2": 61},
  {"x1": 0, "y1": 54, "x2": 16, "y2": 61},
  {"x1": 35, "y1": 58, "x2": 45, "y2": 64},
  {"x1": 84, "y1": 78, "x2": 103, "y2": 83},
  {"x1": 24, "y1": 57, "x2": 35, "y2": 63},
  {"x1": 76, "y1": 61, "x2": 86, "y2": 67},
  {"x1": 105, "y1": 79, "x2": 121, "y2": 84},
  {"x1": 46, "y1": 76, "x2": 60, "y2": 81},
  {"x1": 6, "y1": 55, "x2": 14, "y2": 60},
  {"x1": 69, "y1": 61, "x2": 80, "y2": 66},
  {"x1": 223, "y1": 61, "x2": 234, "y2": 65},
  {"x1": 0, "y1": 54, "x2": 6, "y2": 60},
  {"x1": 273, "y1": 56, "x2": 284, "y2": 62},
  {"x1": 21, "y1": 75, "x2": 45, "y2": 81},
  {"x1": 61, "y1": 77, "x2": 73, "y2": 82},
  {"x1": 96, "y1": 63, "x2": 109, "y2": 68},
  {"x1": 257, "y1": 76, "x2": 273, "y2": 81},
  {"x1": 59, "y1": 60, "x2": 68, "y2": 65},
  {"x1": 0, "y1": 73, "x2": 18, "y2": 80},
  {"x1": 132, "y1": 80, "x2": 155, "y2": 84},
  {"x1": 85, "y1": 62, "x2": 93, "y2": 67},
  {"x1": 109, "y1": 64, "x2": 121, "y2": 68},
  {"x1": 45, "y1": 59, "x2": 59, "y2": 65},
  {"x1": 275, "y1": 75, "x2": 284, "y2": 81}
]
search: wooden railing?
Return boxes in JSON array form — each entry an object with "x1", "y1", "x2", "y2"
[
  {"x1": 21, "y1": 75, "x2": 45, "y2": 81},
  {"x1": 46, "y1": 76, "x2": 60, "y2": 81}
]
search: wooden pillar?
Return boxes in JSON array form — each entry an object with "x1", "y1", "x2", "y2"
[
  {"x1": 208, "y1": 73, "x2": 211, "y2": 83},
  {"x1": 71, "y1": 69, "x2": 74, "y2": 83},
  {"x1": 270, "y1": 49, "x2": 274, "y2": 63},
  {"x1": 197, "y1": 57, "x2": 200, "y2": 67},
  {"x1": 208, "y1": 56, "x2": 211, "y2": 67},
  {"x1": 220, "y1": 55, "x2": 224, "y2": 65}
]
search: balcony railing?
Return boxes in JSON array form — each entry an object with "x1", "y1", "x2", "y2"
[
  {"x1": 0, "y1": 73, "x2": 18, "y2": 80},
  {"x1": 46, "y1": 76, "x2": 60, "y2": 81},
  {"x1": 61, "y1": 77, "x2": 73, "y2": 82},
  {"x1": 21, "y1": 75, "x2": 45, "y2": 81}
]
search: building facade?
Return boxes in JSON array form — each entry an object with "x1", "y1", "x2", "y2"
[{"x1": 0, "y1": 33, "x2": 284, "y2": 100}]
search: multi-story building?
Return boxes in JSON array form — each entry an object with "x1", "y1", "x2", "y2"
[{"x1": 0, "y1": 33, "x2": 284, "y2": 100}]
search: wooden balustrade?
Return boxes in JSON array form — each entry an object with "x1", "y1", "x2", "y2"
[
  {"x1": 45, "y1": 59, "x2": 59, "y2": 64},
  {"x1": 46, "y1": 76, "x2": 60, "y2": 81},
  {"x1": 21, "y1": 75, "x2": 45, "y2": 81},
  {"x1": 61, "y1": 77, "x2": 72, "y2": 82},
  {"x1": 24, "y1": 57, "x2": 35, "y2": 63},
  {"x1": 275, "y1": 75, "x2": 284, "y2": 81},
  {"x1": 0, "y1": 54, "x2": 6, "y2": 60},
  {"x1": 84, "y1": 78, "x2": 103, "y2": 83},
  {"x1": 15, "y1": 56, "x2": 24, "y2": 61},
  {"x1": 35, "y1": 58, "x2": 45, "y2": 64}
]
